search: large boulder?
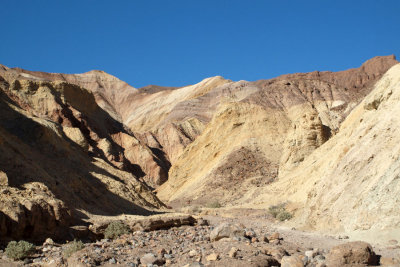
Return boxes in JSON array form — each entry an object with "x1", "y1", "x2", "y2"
[
  {"x1": 281, "y1": 255, "x2": 305, "y2": 267},
  {"x1": 90, "y1": 215, "x2": 196, "y2": 237},
  {"x1": 209, "y1": 223, "x2": 245, "y2": 241},
  {"x1": 326, "y1": 241, "x2": 378, "y2": 266}
]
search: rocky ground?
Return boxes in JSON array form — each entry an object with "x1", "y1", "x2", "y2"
[{"x1": 0, "y1": 209, "x2": 399, "y2": 267}]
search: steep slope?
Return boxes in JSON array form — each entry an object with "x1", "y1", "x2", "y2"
[
  {"x1": 0, "y1": 66, "x2": 170, "y2": 186},
  {"x1": 239, "y1": 64, "x2": 400, "y2": 242},
  {"x1": 0, "y1": 74, "x2": 163, "y2": 242},
  {"x1": 2, "y1": 66, "x2": 233, "y2": 168},
  {"x1": 250, "y1": 63, "x2": 400, "y2": 241},
  {"x1": 156, "y1": 56, "x2": 398, "y2": 206}
]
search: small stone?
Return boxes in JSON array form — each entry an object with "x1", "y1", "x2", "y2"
[
  {"x1": 189, "y1": 250, "x2": 197, "y2": 257},
  {"x1": 301, "y1": 255, "x2": 309, "y2": 265},
  {"x1": 229, "y1": 247, "x2": 239, "y2": 258},
  {"x1": 43, "y1": 238, "x2": 55, "y2": 246},
  {"x1": 272, "y1": 239, "x2": 281, "y2": 245},
  {"x1": 109, "y1": 257, "x2": 116, "y2": 264},
  {"x1": 263, "y1": 235, "x2": 269, "y2": 243},
  {"x1": 94, "y1": 248, "x2": 104, "y2": 254},
  {"x1": 268, "y1": 232, "x2": 280, "y2": 241},
  {"x1": 24, "y1": 258, "x2": 33, "y2": 264},
  {"x1": 183, "y1": 262, "x2": 204, "y2": 267},
  {"x1": 251, "y1": 237, "x2": 259, "y2": 243},
  {"x1": 305, "y1": 250, "x2": 316, "y2": 259},
  {"x1": 388, "y1": 239, "x2": 398, "y2": 245},
  {"x1": 245, "y1": 229, "x2": 256, "y2": 238},
  {"x1": 263, "y1": 246, "x2": 288, "y2": 260},
  {"x1": 314, "y1": 254, "x2": 326, "y2": 262},
  {"x1": 206, "y1": 253, "x2": 219, "y2": 261},
  {"x1": 158, "y1": 248, "x2": 167, "y2": 255},
  {"x1": 115, "y1": 238, "x2": 129, "y2": 246},
  {"x1": 45, "y1": 259, "x2": 56, "y2": 266},
  {"x1": 197, "y1": 219, "x2": 209, "y2": 226},
  {"x1": 140, "y1": 253, "x2": 157, "y2": 265}
]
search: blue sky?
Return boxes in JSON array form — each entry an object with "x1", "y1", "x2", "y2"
[{"x1": 1, "y1": 1, "x2": 399, "y2": 88}]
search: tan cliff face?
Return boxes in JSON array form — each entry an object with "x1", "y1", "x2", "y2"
[
  {"x1": 156, "y1": 55, "x2": 398, "y2": 207},
  {"x1": 249, "y1": 63, "x2": 400, "y2": 240},
  {"x1": 0, "y1": 73, "x2": 164, "y2": 241},
  {"x1": 0, "y1": 67, "x2": 170, "y2": 187}
]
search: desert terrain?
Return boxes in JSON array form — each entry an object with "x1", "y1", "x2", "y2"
[{"x1": 0, "y1": 55, "x2": 399, "y2": 266}]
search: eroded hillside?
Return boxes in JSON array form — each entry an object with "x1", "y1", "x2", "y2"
[
  {"x1": 0, "y1": 55, "x2": 398, "y2": 245},
  {"x1": 0, "y1": 71, "x2": 164, "y2": 242},
  {"x1": 156, "y1": 55, "x2": 398, "y2": 208}
]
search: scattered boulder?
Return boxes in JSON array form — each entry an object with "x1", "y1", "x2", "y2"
[
  {"x1": 263, "y1": 245, "x2": 289, "y2": 261},
  {"x1": 326, "y1": 241, "x2": 378, "y2": 266},
  {"x1": 130, "y1": 215, "x2": 197, "y2": 232},
  {"x1": 210, "y1": 223, "x2": 245, "y2": 241},
  {"x1": 245, "y1": 228, "x2": 257, "y2": 239},
  {"x1": 0, "y1": 171, "x2": 8, "y2": 186},
  {"x1": 90, "y1": 215, "x2": 197, "y2": 237},
  {"x1": 268, "y1": 232, "x2": 280, "y2": 241},
  {"x1": 281, "y1": 255, "x2": 305, "y2": 267},
  {"x1": 229, "y1": 247, "x2": 239, "y2": 258},
  {"x1": 188, "y1": 250, "x2": 197, "y2": 257},
  {"x1": 140, "y1": 253, "x2": 157, "y2": 265},
  {"x1": 206, "y1": 253, "x2": 219, "y2": 261},
  {"x1": 43, "y1": 238, "x2": 55, "y2": 246}
]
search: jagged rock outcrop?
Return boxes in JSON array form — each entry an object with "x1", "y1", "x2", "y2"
[
  {"x1": 0, "y1": 185, "x2": 72, "y2": 242},
  {"x1": 0, "y1": 72, "x2": 164, "y2": 241},
  {"x1": 0, "y1": 67, "x2": 170, "y2": 187}
]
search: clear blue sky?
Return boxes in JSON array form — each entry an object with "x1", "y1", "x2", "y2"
[{"x1": 1, "y1": 0, "x2": 399, "y2": 88}]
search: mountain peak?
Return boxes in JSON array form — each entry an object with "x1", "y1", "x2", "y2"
[{"x1": 360, "y1": 54, "x2": 398, "y2": 73}]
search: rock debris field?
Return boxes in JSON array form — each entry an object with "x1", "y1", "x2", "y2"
[{"x1": 0, "y1": 209, "x2": 399, "y2": 267}]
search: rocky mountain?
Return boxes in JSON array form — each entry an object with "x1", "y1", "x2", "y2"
[
  {"x1": 0, "y1": 68, "x2": 164, "y2": 242},
  {"x1": 0, "y1": 55, "x2": 399, "y2": 248},
  {"x1": 155, "y1": 55, "x2": 398, "y2": 208}
]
